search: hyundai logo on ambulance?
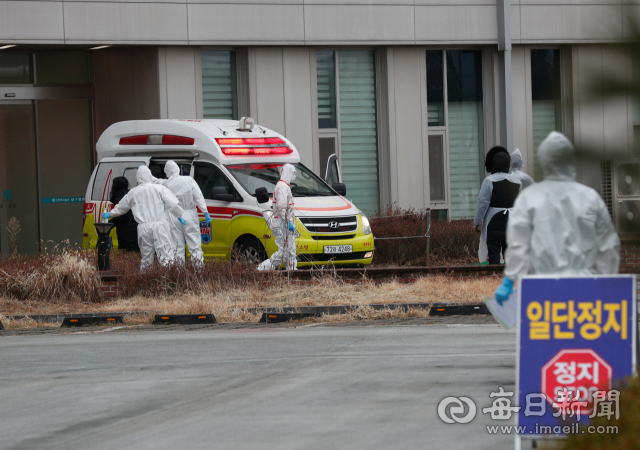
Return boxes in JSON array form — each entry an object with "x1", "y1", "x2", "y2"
[{"x1": 83, "y1": 118, "x2": 374, "y2": 267}]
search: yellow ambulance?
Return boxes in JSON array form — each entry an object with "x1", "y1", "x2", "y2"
[{"x1": 83, "y1": 118, "x2": 374, "y2": 267}]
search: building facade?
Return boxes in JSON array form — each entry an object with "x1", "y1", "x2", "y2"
[{"x1": 0, "y1": 0, "x2": 639, "y2": 253}]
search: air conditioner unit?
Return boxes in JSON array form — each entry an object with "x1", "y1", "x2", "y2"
[
  {"x1": 617, "y1": 199, "x2": 640, "y2": 234},
  {"x1": 616, "y1": 162, "x2": 640, "y2": 197},
  {"x1": 613, "y1": 161, "x2": 640, "y2": 235}
]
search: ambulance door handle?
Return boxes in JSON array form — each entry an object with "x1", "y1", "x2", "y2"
[{"x1": 233, "y1": 210, "x2": 238, "y2": 215}]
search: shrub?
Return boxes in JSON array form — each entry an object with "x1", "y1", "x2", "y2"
[
  {"x1": 370, "y1": 206, "x2": 479, "y2": 266},
  {"x1": 110, "y1": 249, "x2": 283, "y2": 298},
  {"x1": 0, "y1": 249, "x2": 103, "y2": 302}
]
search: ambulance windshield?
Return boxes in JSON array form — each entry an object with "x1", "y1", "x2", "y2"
[{"x1": 226, "y1": 163, "x2": 335, "y2": 197}]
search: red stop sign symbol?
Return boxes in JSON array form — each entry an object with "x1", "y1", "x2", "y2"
[{"x1": 541, "y1": 349, "x2": 612, "y2": 413}]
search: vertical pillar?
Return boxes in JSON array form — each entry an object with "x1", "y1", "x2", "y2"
[{"x1": 497, "y1": 0, "x2": 513, "y2": 150}]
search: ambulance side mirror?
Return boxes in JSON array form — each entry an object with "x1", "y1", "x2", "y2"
[
  {"x1": 211, "y1": 186, "x2": 233, "y2": 202},
  {"x1": 332, "y1": 183, "x2": 346, "y2": 196},
  {"x1": 255, "y1": 187, "x2": 270, "y2": 204}
]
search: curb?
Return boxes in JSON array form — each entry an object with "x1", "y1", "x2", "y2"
[
  {"x1": 251, "y1": 302, "x2": 432, "y2": 315},
  {"x1": 3, "y1": 311, "x2": 158, "y2": 324},
  {"x1": 1, "y1": 302, "x2": 498, "y2": 324}
]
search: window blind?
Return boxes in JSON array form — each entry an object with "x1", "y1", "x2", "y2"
[
  {"x1": 338, "y1": 50, "x2": 380, "y2": 214},
  {"x1": 448, "y1": 101, "x2": 484, "y2": 219},
  {"x1": 201, "y1": 51, "x2": 237, "y2": 120},
  {"x1": 532, "y1": 100, "x2": 559, "y2": 181}
]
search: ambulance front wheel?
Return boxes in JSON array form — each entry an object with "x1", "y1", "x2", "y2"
[{"x1": 235, "y1": 238, "x2": 266, "y2": 264}]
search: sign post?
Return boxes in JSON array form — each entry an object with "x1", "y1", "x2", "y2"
[{"x1": 516, "y1": 275, "x2": 636, "y2": 448}]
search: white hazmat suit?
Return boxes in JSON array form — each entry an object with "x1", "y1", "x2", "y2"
[
  {"x1": 258, "y1": 164, "x2": 298, "y2": 271},
  {"x1": 509, "y1": 149, "x2": 535, "y2": 190},
  {"x1": 504, "y1": 131, "x2": 620, "y2": 283},
  {"x1": 155, "y1": 160, "x2": 208, "y2": 266},
  {"x1": 108, "y1": 166, "x2": 185, "y2": 270}
]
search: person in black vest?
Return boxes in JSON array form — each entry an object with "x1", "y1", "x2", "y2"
[
  {"x1": 474, "y1": 151, "x2": 521, "y2": 265},
  {"x1": 109, "y1": 177, "x2": 140, "y2": 252}
]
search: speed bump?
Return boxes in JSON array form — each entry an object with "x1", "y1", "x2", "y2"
[
  {"x1": 259, "y1": 312, "x2": 323, "y2": 323},
  {"x1": 152, "y1": 314, "x2": 217, "y2": 325},
  {"x1": 428, "y1": 304, "x2": 489, "y2": 316},
  {"x1": 61, "y1": 316, "x2": 124, "y2": 327}
]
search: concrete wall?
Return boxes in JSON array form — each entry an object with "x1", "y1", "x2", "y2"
[
  {"x1": 247, "y1": 47, "x2": 317, "y2": 170},
  {"x1": 0, "y1": 0, "x2": 633, "y2": 46},
  {"x1": 382, "y1": 47, "x2": 430, "y2": 209},
  {"x1": 570, "y1": 44, "x2": 634, "y2": 190},
  {"x1": 157, "y1": 46, "x2": 202, "y2": 120},
  {"x1": 93, "y1": 47, "x2": 160, "y2": 143}
]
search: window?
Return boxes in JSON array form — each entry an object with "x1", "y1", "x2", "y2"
[
  {"x1": 426, "y1": 51, "x2": 445, "y2": 127},
  {"x1": 148, "y1": 161, "x2": 191, "y2": 179},
  {"x1": 91, "y1": 161, "x2": 147, "y2": 201},
  {"x1": 193, "y1": 163, "x2": 239, "y2": 201},
  {"x1": 428, "y1": 135, "x2": 446, "y2": 202},
  {"x1": 319, "y1": 137, "x2": 336, "y2": 181},
  {"x1": 531, "y1": 49, "x2": 562, "y2": 181},
  {"x1": 123, "y1": 168, "x2": 138, "y2": 189},
  {"x1": 35, "y1": 52, "x2": 90, "y2": 85},
  {"x1": 225, "y1": 163, "x2": 333, "y2": 198},
  {"x1": 426, "y1": 50, "x2": 484, "y2": 220},
  {"x1": 316, "y1": 50, "x2": 380, "y2": 214},
  {"x1": 317, "y1": 51, "x2": 337, "y2": 129},
  {"x1": 202, "y1": 51, "x2": 238, "y2": 120},
  {"x1": 0, "y1": 54, "x2": 31, "y2": 84}
]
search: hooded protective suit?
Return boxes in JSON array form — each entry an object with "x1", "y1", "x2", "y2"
[
  {"x1": 509, "y1": 149, "x2": 535, "y2": 190},
  {"x1": 108, "y1": 166, "x2": 184, "y2": 270},
  {"x1": 156, "y1": 160, "x2": 209, "y2": 266},
  {"x1": 504, "y1": 131, "x2": 620, "y2": 282},
  {"x1": 258, "y1": 164, "x2": 298, "y2": 271}
]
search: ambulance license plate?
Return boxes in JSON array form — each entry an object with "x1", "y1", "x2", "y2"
[{"x1": 324, "y1": 245, "x2": 352, "y2": 254}]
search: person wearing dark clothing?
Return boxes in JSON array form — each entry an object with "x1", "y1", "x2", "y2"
[
  {"x1": 474, "y1": 151, "x2": 521, "y2": 264},
  {"x1": 109, "y1": 177, "x2": 140, "y2": 252}
]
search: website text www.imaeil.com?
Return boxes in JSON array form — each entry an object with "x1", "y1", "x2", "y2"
[{"x1": 437, "y1": 386, "x2": 620, "y2": 435}]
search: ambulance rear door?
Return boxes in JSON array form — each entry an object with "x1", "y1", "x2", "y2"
[{"x1": 90, "y1": 157, "x2": 151, "y2": 207}]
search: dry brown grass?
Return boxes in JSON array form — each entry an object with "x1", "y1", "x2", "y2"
[{"x1": 0, "y1": 275, "x2": 500, "y2": 327}]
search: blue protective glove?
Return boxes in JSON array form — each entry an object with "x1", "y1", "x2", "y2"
[
  {"x1": 178, "y1": 217, "x2": 187, "y2": 226},
  {"x1": 288, "y1": 221, "x2": 295, "y2": 232},
  {"x1": 204, "y1": 212, "x2": 212, "y2": 225},
  {"x1": 101, "y1": 212, "x2": 111, "y2": 220},
  {"x1": 495, "y1": 278, "x2": 515, "y2": 305}
]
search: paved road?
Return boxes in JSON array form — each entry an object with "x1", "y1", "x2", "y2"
[{"x1": 0, "y1": 321, "x2": 522, "y2": 450}]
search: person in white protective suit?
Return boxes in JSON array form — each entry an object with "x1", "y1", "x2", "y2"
[
  {"x1": 494, "y1": 131, "x2": 620, "y2": 303},
  {"x1": 257, "y1": 164, "x2": 298, "y2": 271},
  {"x1": 101, "y1": 166, "x2": 186, "y2": 271},
  {"x1": 474, "y1": 151, "x2": 522, "y2": 264},
  {"x1": 509, "y1": 148, "x2": 535, "y2": 190},
  {"x1": 154, "y1": 160, "x2": 211, "y2": 267}
]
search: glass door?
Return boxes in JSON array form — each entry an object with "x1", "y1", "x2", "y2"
[
  {"x1": 0, "y1": 102, "x2": 40, "y2": 254},
  {"x1": 37, "y1": 99, "x2": 93, "y2": 248}
]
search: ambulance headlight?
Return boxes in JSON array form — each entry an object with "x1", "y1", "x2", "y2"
[{"x1": 361, "y1": 215, "x2": 371, "y2": 235}]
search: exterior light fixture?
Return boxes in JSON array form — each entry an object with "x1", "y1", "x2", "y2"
[
  {"x1": 0, "y1": 45, "x2": 17, "y2": 50},
  {"x1": 89, "y1": 45, "x2": 111, "y2": 50}
]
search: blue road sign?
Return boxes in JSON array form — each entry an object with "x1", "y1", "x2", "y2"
[{"x1": 516, "y1": 275, "x2": 636, "y2": 439}]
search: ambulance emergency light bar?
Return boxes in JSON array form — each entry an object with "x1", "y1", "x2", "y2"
[
  {"x1": 215, "y1": 137, "x2": 293, "y2": 156},
  {"x1": 119, "y1": 135, "x2": 195, "y2": 145}
]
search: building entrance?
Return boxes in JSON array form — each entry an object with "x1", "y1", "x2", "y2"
[{"x1": 0, "y1": 95, "x2": 93, "y2": 254}]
